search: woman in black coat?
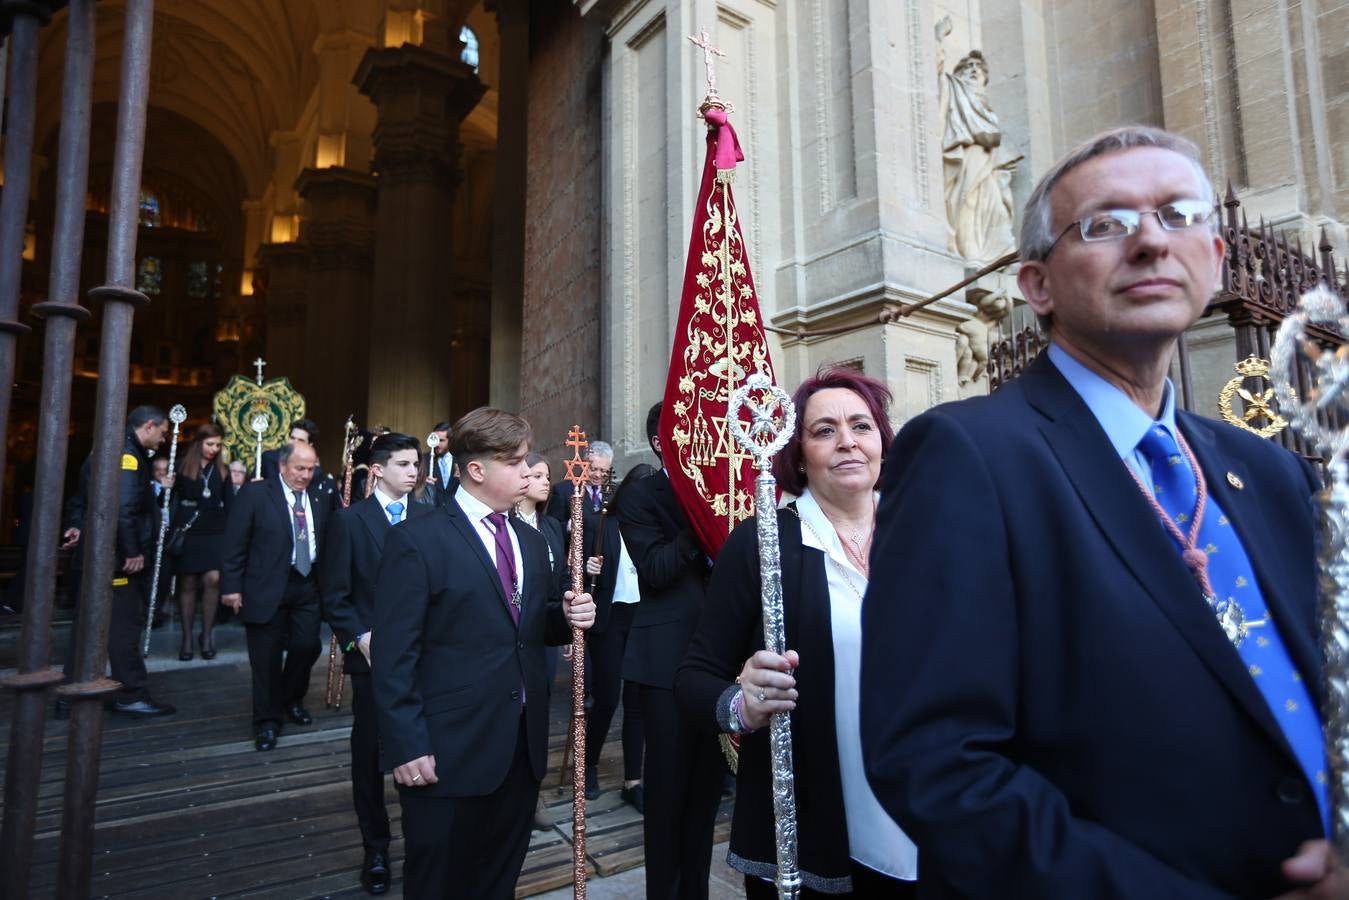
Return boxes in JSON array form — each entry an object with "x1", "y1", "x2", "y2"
[
  {"x1": 172, "y1": 423, "x2": 231, "y2": 660},
  {"x1": 677, "y1": 367, "x2": 918, "y2": 898}
]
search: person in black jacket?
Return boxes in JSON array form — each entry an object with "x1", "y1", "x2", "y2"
[
  {"x1": 371, "y1": 408, "x2": 596, "y2": 899},
  {"x1": 222, "y1": 440, "x2": 335, "y2": 751},
  {"x1": 172, "y1": 422, "x2": 231, "y2": 661},
  {"x1": 322, "y1": 432, "x2": 429, "y2": 895},
  {"x1": 59, "y1": 405, "x2": 176, "y2": 717},
  {"x1": 619, "y1": 403, "x2": 722, "y2": 900},
  {"x1": 677, "y1": 368, "x2": 917, "y2": 897}
]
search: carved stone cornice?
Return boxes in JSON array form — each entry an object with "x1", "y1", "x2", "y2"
[{"x1": 294, "y1": 167, "x2": 376, "y2": 268}]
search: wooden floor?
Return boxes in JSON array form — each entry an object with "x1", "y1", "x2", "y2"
[{"x1": 0, "y1": 619, "x2": 732, "y2": 899}]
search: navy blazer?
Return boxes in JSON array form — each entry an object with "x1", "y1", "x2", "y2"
[
  {"x1": 321, "y1": 494, "x2": 432, "y2": 673},
  {"x1": 860, "y1": 352, "x2": 1325, "y2": 899},
  {"x1": 371, "y1": 496, "x2": 573, "y2": 797}
]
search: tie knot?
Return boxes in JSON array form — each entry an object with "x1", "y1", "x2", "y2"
[
  {"x1": 486, "y1": 512, "x2": 507, "y2": 531},
  {"x1": 292, "y1": 489, "x2": 304, "y2": 509},
  {"x1": 1138, "y1": 424, "x2": 1182, "y2": 466},
  {"x1": 388, "y1": 501, "x2": 404, "y2": 516}
]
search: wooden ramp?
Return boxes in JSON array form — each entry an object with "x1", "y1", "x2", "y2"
[{"x1": 0, "y1": 622, "x2": 732, "y2": 898}]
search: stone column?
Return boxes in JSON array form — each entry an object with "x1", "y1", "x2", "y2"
[
  {"x1": 295, "y1": 166, "x2": 376, "y2": 465},
  {"x1": 355, "y1": 42, "x2": 484, "y2": 432},
  {"x1": 255, "y1": 241, "x2": 311, "y2": 389},
  {"x1": 487, "y1": 0, "x2": 527, "y2": 412}
]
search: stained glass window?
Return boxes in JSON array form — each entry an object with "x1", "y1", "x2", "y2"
[
  {"x1": 138, "y1": 191, "x2": 161, "y2": 227},
  {"x1": 186, "y1": 261, "x2": 209, "y2": 298},
  {"x1": 136, "y1": 256, "x2": 162, "y2": 295},
  {"x1": 460, "y1": 26, "x2": 479, "y2": 72}
]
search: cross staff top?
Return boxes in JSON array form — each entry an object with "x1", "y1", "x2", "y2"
[
  {"x1": 688, "y1": 27, "x2": 725, "y2": 97},
  {"x1": 563, "y1": 425, "x2": 590, "y2": 489},
  {"x1": 253, "y1": 357, "x2": 267, "y2": 385}
]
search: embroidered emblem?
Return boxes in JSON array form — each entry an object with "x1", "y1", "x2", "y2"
[{"x1": 121, "y1": 453, "x2": 139, "y2": 471}]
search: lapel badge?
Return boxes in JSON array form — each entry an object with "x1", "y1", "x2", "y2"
[{"x1": 1226, "y1": 472, "x2": 1244, "y2": 490}]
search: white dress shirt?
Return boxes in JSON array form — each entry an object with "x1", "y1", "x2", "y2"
[
  {"x1": 796, "y1": 488, "x2": 918, "y2": 881},
  {"x1": 455, "y1": 487, "x2": 524, "y2": 596},
  {"x1": 281, "y1": 481, "x2": 318, "y2": 565},
  {"x1": 610, "y1": 535, "x2": 640, "y2": 604}
]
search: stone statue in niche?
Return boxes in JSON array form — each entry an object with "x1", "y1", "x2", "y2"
[
  {"x1": 937, "y1": 20, "x2": 1021, "y2": 265},
  {"x1": 955, "y1": 287, "x2": 1014, "y2": 393}
]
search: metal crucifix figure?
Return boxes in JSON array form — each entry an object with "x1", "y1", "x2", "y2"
[
  {"x1": 562, "y1": 425, "x2": 591, "y2": 898},
  {"x1": 688, "y1": 26, "x2": 726, "y2": 101}
]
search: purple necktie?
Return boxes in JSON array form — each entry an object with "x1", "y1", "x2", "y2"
[{"x1": 485, "y1": 513, "x2": 520, "y2": 626}]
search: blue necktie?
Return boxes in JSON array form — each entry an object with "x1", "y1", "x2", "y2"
[
  {"x1": 1139, "y1": 424, "x2": 1329, "y2": 832},
  {"x1": 387, "y1": 500, "x2": 404, "y2": 525}
]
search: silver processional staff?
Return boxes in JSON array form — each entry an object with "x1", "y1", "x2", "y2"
[{"x1": 727, "y1": 373, "x2": 801, "y2": 900}]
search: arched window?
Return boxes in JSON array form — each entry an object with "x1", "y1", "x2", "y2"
[
  {"x1": 460, "y1": 26, "x2": 479, "y2": 72},
  {"x1": 139, "y1": 190, "x2": 162, "y2": 228}
]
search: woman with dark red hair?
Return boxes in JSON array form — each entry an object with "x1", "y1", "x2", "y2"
[{"x1": 676, "y1": 366, "x2": 918, "y2": 897}]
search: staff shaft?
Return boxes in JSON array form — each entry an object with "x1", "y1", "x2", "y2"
[
  {"x1": 569, "y1": 487, "x2": 588, "y2": 898},
  {"x1": 143, "y1": 419, "x2": 182, "y2": 656}
]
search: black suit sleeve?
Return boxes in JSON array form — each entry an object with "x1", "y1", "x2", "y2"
[
  {"x1": 620, "y1": 479, "x2": 703, "y2": 590},
  {"x1": 220, "y1": 484, "x2": 254, "y2": 596},
  {"x1": 117, "y1": 453, "x2": 146, "y2": 560},
  {"x1": 676, "y1": 517, "x2": 762, "y2": 730},
  {"x1": 372, "y1": 523, "x2": 433, "y2": 768},
  {"x1": 860, "y1": 410, "x2": 1230, "y2": 900},
  {"x1": 321, "y1": 509, "x2": 362, "y2": 649},
  {"x1": 545, "y1": 483, "x2": 570, "y2": 524}
]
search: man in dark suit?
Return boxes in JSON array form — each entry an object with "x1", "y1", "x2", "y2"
[
  {"x1": 372, "y1": 407, "x2": 596, "y2": 899},
  {"x1": 322, "y1": 432, "x2": 428, "y2": 895},
  {"x1": 259, "y1": 417, "x2": 327, "y2": 484},
  {"x1": 619, "y1": 404, "x2": 724, "y2": 900},
  {"x1": 222, "y1": 440, "x2": 334, "y2": 751},
  {"x1": 416, "y1": 420, "x2": 458, "y2": 507},
  {"x1": 861, "y1": 126, "x2": 1349, "y2": 898}
]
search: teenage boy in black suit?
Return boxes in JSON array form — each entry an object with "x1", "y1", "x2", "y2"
[
  {"x1": 322, "y1": 432, "x2": 428, "y2": 895},
  {"x1": 222, "y1": 441, "x2": 334, "y2": 751},
  {"x1": 372, "y1": 407, "x2": 596, "y2": 899}
]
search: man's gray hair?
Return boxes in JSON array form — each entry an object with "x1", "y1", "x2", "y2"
[
  {"x1": 1018, "y1": 126, "x2": 1219, "y2": 263},
  {"x1": 588, "y1": 441, "x2": 614, "y2": 461},
  {"x1": 278, "y1": 441, "x2": 315, "y2": 466}
]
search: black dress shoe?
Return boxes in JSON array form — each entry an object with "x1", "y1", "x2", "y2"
[
  {"x1": 286, "y1": 704, "x2": 313, "y2": 726},
  {"x1": 361, "y1": 849, "x2": 390, "y2": 894},
  {"x1": 112, "y1": 698, "x2": 176, "y2": 717},
  {"x1": 178, "y1": 645, "x2": 194, "y2": 661},
  {"x1": 255, "y1": 727, "x2": 278, "y2": 751},
  {"x1": 198, "y1": 634, "x2": 217, "y2": 660},
  {"x1": 585, "y1": 765, "x2": 600, "y2": 801},
  {"x1": 621, "y1": 783, "x2": 645, "y2": 814}
]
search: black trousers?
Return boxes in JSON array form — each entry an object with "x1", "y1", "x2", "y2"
[
  {"x1": 640, "y1": 685, "x2": 724, "y2": 900},
  {"x1": 63, "y1": 572, "x2": 149, "y2": 703},
  {"x1": 744, "y1": 862, "x2": 917, "y2": 899},
  {"x1": 244, "y1": 573, "x2": 321, "y2": 728},
  {"x1": 620, "y1": 678, "x2": 645, "y2": 782},
  {"x1": 399, "y1": 713, "x2": 538, "y2": 899},
  {"x1": 349, "y1": 672, "x2": 390, "y2": 853},
  {"x1": 584, "y1": 619, "x2": 628, "y2": 770}
]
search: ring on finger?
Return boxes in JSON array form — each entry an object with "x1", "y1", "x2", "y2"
[
  {"x1": 411, "y1": 773, "x2": 422, "y2": 782},
  {"x1": 757, "y1": 689, "x2": 767, "y2": 702}
]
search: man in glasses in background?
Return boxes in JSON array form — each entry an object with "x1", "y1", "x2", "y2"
[{"x1": 860, "y1": 127, "x2": 1349, "y2": 897}]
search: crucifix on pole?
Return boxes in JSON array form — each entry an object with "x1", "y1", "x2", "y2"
[
  {"x1": 688, "y1": 27, "x2": 726, "y2": 99},
  {"x1": 253, "y1": 357, "x2": 266, "y2": 386}
]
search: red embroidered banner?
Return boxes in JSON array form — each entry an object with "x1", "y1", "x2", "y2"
[{"x1": 660, "y1": 102, "x2": 778, "y2": 559}]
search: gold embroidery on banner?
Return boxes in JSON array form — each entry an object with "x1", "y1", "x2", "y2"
[
  {"x1": 1218, "y1": 356, "x2": 1290, "y2": 439},
  {"x1": 213, "y1": 375, "x2": 307, "y2": 464},
  {"x1": 670, "y1": 170, "x2": 776, "y2": 535}
]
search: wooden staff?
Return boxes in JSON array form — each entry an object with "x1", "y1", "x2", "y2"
[
  {"x1": 326, "y1": 417, "x2": 360, "y2": 710},
  {"x1": 561, "y1": 426, "x2": 591, "y2": 898}
]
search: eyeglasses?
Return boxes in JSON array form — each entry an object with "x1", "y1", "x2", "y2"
[{"x1": 1044, "y1": 199, "x2": 1216, "y2": 258}]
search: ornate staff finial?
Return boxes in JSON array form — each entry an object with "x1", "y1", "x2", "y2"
[
  {"x1": 252, "y1": 356, "x2": 267, "y2": 386},
  {"x1": 689, "y1": 26, "x2": 726, "y2": 101},
  {"x1": 563, "y1": 425, "x2": 590, "y2": 489}
]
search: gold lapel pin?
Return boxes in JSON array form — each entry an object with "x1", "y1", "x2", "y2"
[{"x1": 1227, "y1": 472, "x2": 1244, "y2": 490}]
